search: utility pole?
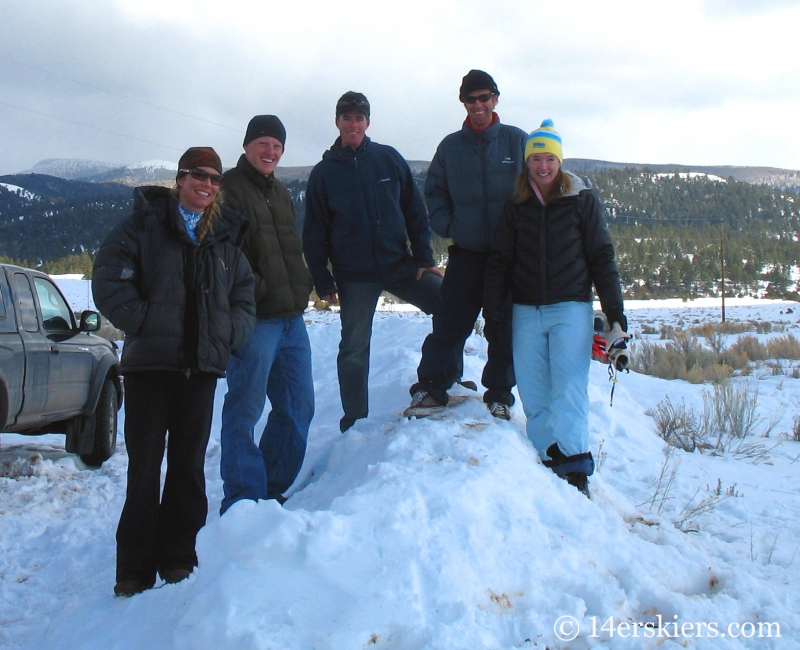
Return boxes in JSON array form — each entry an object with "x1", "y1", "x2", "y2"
[{"x1": 720, "y1": 223, "x2": 726, "y2": 323}]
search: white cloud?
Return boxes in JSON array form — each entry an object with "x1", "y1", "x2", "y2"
[{"x1": 1, "y1": 0, "x2": 799, "y2": 174}]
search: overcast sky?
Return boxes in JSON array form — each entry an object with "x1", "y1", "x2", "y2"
[{"x1": 2, "y1": 0, "x2": 800, "y2": 175}]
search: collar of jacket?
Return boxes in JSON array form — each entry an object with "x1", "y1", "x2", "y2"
[
  {"x1": 460, "y1": 113, "x2": 501, "y2": 144},
  {"x1": 235, "y1": 154, "x2": 275, "y2": 194},
  {"x1": 529, "y1": 170, "x2": 590, "y2": 206},
  {"x1": 133, "y1": 185, "x2": 195, "y2": 242},
  {"x1": 132, "y1": 184, "x2": 247, "y2": 247},
  {"x1": 325, "y1": 135, "x2": 371, "y2": 161}
]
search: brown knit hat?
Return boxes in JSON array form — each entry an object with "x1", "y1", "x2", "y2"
[{"x1": 177, "y1": 147, "x2": 223, "y2": 179}]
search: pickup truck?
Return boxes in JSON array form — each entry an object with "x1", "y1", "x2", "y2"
[{"x1": 0, "y1": 263, "x2": 122, "y2": 467}]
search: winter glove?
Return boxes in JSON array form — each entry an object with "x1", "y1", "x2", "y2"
[{"x1": 605, "y1": 322, "x2": 632, "y2": 371}]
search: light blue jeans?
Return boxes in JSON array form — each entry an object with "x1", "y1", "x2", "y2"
[
  {"x1": 219, "y1": 315, "x2": 314, "y2": 514},
  {"x1": 512, "y1": 302, "x2": 593, "y2": 460}
]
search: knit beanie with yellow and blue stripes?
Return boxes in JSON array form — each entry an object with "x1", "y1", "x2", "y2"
[{"x1": 524, "y1": 119, "x2": 563, "y2": 162}]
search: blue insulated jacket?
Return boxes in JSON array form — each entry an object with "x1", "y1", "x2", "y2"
[
  {"x1": 425, "y1": 117, "x2": 526, "y2": 253},
  {"x1": 303, "y1": 136, "x2": 435, "y2": 298}
]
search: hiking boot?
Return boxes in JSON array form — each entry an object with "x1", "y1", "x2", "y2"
[
  {"x1": 114, "y1": 579, "x2": 153, "y2": 597},
  {"x1": 404, "y1": 390, "x2": 446, "y2": 417},
  {"x1": 566, "y1": 472, "x2": 591, "y2": 498},
  {"x1": 488, "y1": 402, "x2": 511, "y2": 420},
  {"x1": 162, "y1": 568, "x2": 192, "y2": 584}
]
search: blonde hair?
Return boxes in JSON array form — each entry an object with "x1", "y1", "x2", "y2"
[
  {"x1": 513, "y1": 168, "x2": 570, "y2": 205},
  {"x1": 171, "y1": 180, "x2": 224, "y2": 243}
]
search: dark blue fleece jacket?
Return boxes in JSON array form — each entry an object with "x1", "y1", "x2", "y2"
[{"x1": 303, "y1": 136, "x2": 435, "y2": 298}]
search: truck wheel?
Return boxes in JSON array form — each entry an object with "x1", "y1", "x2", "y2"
[{"x1": 80, "y1": 379, "x2": 118, "y2": 468}]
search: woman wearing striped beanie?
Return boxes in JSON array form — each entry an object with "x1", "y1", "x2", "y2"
[{"x1": 484, "y1": 119, "x2": 628, "y2": 498}]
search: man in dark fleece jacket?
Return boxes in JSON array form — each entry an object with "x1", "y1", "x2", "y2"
[
  {"x1": 409, "y1": 70, "x2": 527, "y2": 420},
  {"x1": 304, "y1": 91, "x2": 443, "y2": 433},
  {"x1": 219, "y1": 115, "x2": 315, "y2": 514}
]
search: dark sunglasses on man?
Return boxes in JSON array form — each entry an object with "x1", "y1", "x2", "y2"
[
  {"x1": 463, "y1": 92, "x2": 496, "y2": 104},
  {"x1": 179, "y1": 168, "x2": 224, "y2": 186}
]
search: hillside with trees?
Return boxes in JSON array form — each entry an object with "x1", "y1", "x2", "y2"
[
  {"x1": 592, "y1": 169, "x2": 800, "y2": 299},
  {"x1": 2, "y1": 167, "x2": 799, "y2": 299}
]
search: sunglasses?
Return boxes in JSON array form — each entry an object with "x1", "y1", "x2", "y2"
[
  {"x1": 463, "y1": 92, "x2": 496, "y2": 104},
  {"x1": 180, "y1": 168, "x2": 223, "y2": 186}
]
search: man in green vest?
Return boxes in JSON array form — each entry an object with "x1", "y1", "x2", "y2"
[{"x1": 219, "y1": 115, "x2": 315, "y2": 513}]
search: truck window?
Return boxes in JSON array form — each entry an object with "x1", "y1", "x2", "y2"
[
  {"x1": 13, "y1": 273, "x2": 40, "y2": 332},
  {"x1": 34, "y1": 277, "x2": 74, "y2": 332},
  {"x1": 0, "y1": 279, "x2": 6, "y2": 318}
]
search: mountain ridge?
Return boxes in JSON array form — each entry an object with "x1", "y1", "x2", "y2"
[{"x1": 17, "y1": 158, "x2": 800, "y2": 188}]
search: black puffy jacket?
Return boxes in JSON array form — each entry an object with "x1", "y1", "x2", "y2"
[
  {"x1": 92, "y1": 186, "x2": 256, "y2": 376},
  {"x1": 484, "y1": 171, "x2": 625, "y2": 328}
]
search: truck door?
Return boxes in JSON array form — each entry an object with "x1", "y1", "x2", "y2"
[
  {"x1": 11, "y1": 272, "x2": 49, "y2": 424},
  {"x1": 0, "y1": 269, "x2": 25, "y2": 427},
  {"x1": 33, "y1": 276, "x2": 93, "y2": 416}
]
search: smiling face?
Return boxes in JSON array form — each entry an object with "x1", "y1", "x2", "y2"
[
  {"x1": 527, "y1": 153, "x2": 561, "y2": 190},
  {"x1": 462, "y1": 88, "x2": 498, "y2": 130},
  {"x1": 336, "y1": 111, "x2": 370, "y2": 149},
  {"x1": 176, "y1": 166, "x2": 220, "y2": 212},
  {"x1": 244, "y1": 135, "x2": 284, "y2": 176}
]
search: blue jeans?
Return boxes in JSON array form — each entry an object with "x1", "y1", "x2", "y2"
[
  {"x1": 219, "y1": 315, "x2": 314, "y2": 514},
  {"x1": 338, "y1": 264, "x2": 442, "y2": 430},
  {"x1": 512, "y1": 302, "x2": 593, "y2": 466}
]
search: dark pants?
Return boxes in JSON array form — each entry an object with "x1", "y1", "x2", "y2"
[
  {"x1": 416, "y1": 245, "x2": 515, "y2": 405},
  {"x1": 338, "y1": 263, "x2": 442, "y2": 430},
  {"x1": 116, "y1": 370, "x2": 217, "y2": 584}
]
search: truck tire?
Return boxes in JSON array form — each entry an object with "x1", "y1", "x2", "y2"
[{"x1": 80, "y1": 378, "x2": 118, "y2": 468}]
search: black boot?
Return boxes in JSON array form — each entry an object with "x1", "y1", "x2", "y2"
[
  {"x1": 543, "y1": 443, "x2": 593, "y2": 498},
  {"x1": 566, "y1": 472, "x2": 590, "y2": 498}
]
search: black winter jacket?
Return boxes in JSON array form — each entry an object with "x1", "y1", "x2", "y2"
[
  {"x1": 223, "y1": 156, "x2": 312, "y2": 319},
  {"x1": 303, "y1": 136, "x2": 435, "y2": 298},
  {"x1": 426, "y1": 117, "x2": 527, "y2": 252},
  {"x1": 484, "y1": 171, "x2": 625, "y2": 328},
  {"x1": 92, "y1": 186, "x2": 256, "y2": 376}
]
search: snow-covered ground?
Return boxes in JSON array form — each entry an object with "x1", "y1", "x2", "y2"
[{"x1": 1, "y1": 281, "x2": 799, "y2": 649}]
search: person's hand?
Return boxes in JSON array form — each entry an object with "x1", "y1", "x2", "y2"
[
  {"x1": 605, "y1": 322, "x2": 631, "y2": 371},
  {"x1": 416, "y1": 266, "x2": 444, "y2": 280},
  {"x1": 321, "y1": 293, "x2": 339, "y2": 305}
]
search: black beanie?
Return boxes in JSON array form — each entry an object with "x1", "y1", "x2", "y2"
[
  {"x1": 459, "y1": 70, "x2": 499, "y2": 101},
  {"x1": 335, "y1": 91, "x2": 370, "y2": 118},
  {"x1": 243, "y1": 115, "x2": 286, "y2": 147}
]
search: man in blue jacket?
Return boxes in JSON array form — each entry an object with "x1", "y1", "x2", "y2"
[
  {"x1": 303, "y1": 91, "x2": 443, "y2": 433},
  {"x1": 408, "y1": 70, "x2": 527, "y2": 420}
]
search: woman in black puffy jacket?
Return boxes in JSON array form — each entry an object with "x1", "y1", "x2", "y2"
[
  {"x1": 484, "y1": 121, "x2": 628, "y2": 498},
  {"x1": 92, "y1": 147, "x2": 255, "y2": 596}
]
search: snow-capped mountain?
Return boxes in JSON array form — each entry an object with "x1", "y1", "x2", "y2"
[
  {"x1": 18, "y1": 158, "x2": 179, "y2": 186},
  {"x1": 22, "y1": 159, "x2": 121, "y2": 181}
]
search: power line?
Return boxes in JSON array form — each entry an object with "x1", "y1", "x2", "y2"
[
  {"x1": 1, "y1": 55, "x2": 326, "y2": 158},
  {"x1": 1, "y1": 55, "x2": 242, "y2": 133},
  {"x1": 0, "y1": 100, "x2": 186, "y2": 152}
]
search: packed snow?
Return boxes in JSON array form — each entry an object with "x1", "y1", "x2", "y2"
[
  {"x1": 1, "y1": 280, "x2": 799, "y2": 649},
  {"x1": 125, "y1": 160, "x2": 178, "y2": 171},
  {"x1": 653, "y1": 172, "x2": 728, "y2": 183},
  {"x1": 0, "y1": 183, "x2": 37, "y2": 201}
]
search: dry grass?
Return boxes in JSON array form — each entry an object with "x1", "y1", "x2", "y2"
[
  {"x1": 633, "y1": 321, "x2": 800, "y2": 383},
  {"x1": 649, "y1": 382, "x2": 775, "y2": 462}
]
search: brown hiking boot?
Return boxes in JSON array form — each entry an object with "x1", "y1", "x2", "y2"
[
  {"x1": 162, "y1": 568, "x2": 192, "y2": 584},
  {"x1": 114, "y1": 579, "x2": 153, "y2": 597}
]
